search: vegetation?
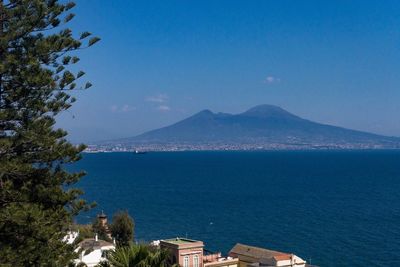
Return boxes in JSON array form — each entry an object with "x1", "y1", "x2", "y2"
[
  {"x1": 0, "y1": 0, "x2": 99, "y2": 265},
  {"x1": 97, "y1": 244, "x2": 174, "y2": 267},
  {"x1": 68, "y1": 262, "x2": 88, "y2": 267},
  {"x1": 70, "y1": 224, "x2": 95, "y2": 244},
  {"x1": 110, "y1": 210, "x2": 135, "y2": 247},
  {"x1": 92, "y1": 216, "x2": 112, "y2": 242},
  {"x1": 71, "y1": 211, "x2": 135, "y2": 245}
]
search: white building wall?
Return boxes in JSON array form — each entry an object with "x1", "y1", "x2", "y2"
[
  {"x1": 275, "y1": 255, "x2": 306, "y2": 267},
  {"x1": 75, "y1": 245, "x2": 114, "y2": 267}
]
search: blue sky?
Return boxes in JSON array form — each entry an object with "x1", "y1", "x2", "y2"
[{"x1": 59, "y1": 0, "x2": 400, "y2": 142}]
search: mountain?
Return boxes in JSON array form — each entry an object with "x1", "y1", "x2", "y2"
[{"x1": 100, "y1": 105, "x2": 400, "y2": 150}]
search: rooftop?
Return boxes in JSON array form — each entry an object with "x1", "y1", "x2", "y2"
[
  {"x1": 78, "y1": 238, "x2": 114, "y2": 251},
  {"x1": 162, "y1": 237, "x2": 201, "y2": 245},
  {"x1": 229, "y1": 243, "x2": 290, "y2": 261}
]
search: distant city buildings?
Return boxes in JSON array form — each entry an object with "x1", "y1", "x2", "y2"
[{"x1": 85, "y1": 140, "x2": 396, "y2": 153}]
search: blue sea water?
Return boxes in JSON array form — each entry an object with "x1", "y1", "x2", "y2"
[{"x1": 69, "y1": 151, "x2": 400, "y2": 266}]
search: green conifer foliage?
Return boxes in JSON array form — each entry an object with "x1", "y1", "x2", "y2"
[
  {"x1": 92, "y1": 216, "x2": 112, "y2": 242},
  {"x1": 0, "y1": 1, "x2": 99, "y2": 265},
  {"x1": 110, "y1": 211, "x2": 135, "y2": 247}
]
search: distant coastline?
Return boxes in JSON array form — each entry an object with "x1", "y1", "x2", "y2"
[
  {"x1": 84, "y1": 143, "x2": 400, "y2": 153},
  {"x1": 88, "y1": 105, "x2": 400, "y2": 152}
]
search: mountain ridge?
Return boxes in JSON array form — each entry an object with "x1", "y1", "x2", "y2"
[{"x1": 96, "y1": 104, "x2": 400, "y2": 150}]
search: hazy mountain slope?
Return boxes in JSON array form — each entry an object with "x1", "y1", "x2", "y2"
[{"x1": 125, "y1": 105, "x2": 397, "y2": 145}]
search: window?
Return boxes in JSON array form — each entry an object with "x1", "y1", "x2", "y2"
[
  {"x1": 183, "y1": 256, "x2": 189, "y2": 267},
  {"x1": 193, "y1": 254, "x2": 199, "y2": 267}
]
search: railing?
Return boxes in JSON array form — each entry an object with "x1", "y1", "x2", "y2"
[{"x1": 203, "y1": 252, "x2": 221, "y2": 262}]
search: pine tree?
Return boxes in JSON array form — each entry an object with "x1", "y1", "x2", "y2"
[
  {"x1": 0, "y1": 1, "x2": 99, "y2": 266},
  {"x1": 110, "y1": 211, "x2": 135, "y2": 247}
]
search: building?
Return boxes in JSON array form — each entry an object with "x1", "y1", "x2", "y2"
[
  {"x1": 160, "y1": 237, "x2": 238, "y2": 267},
  {"x1": 160, "y1": 238, "x2": 204, "y2": 267},
  {"x1": 229, "y1": 243, "x2": 310, "y2": 267},
  {"x1": 97, "y1": 211, "x2": 112, "y2": 239},
  {"x1": 63, "y1": 230, "x2": 79, "y2": 244},
  {"x1": 74, "y1": 234, "x2": 115, "y2": 267},
  {"x1": 203, "y1": 250, "x2": 239, "y2": 267},
  {"x1": 64, "y1": 230, "x2": 115, "y2": 267}
]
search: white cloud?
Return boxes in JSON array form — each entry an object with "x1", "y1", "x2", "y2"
[
  {"x1": 121, "y1": 104, "x2": 136, "y2": 112},
  {"x1": 110, "y1": 105, "x2": 118, "y2": 112},
  {"x1": 264, "y1": 76, "x2": 281, "y2": 84},
  {"x1": 146, "y1": 94, "x2": 169, "y2": 103},
  {"x1": 157, "y1": 105, "x2": 171, "y2": 112},
  {"x1": 146, "y1": 94, "x2": 172, "y2": 112},
  {"x1": 110, "y1": 104, "x2": 136, "y2": 113}
]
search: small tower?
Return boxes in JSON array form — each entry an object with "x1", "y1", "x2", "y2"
[
  {"x1": 98, "y1": 211, "x2": 108, "y2": 228},
  {"x1": 97, "y1": 211, "x2": 112, "y2": 239}
]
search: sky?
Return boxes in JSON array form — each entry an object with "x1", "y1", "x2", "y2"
[{"x1": 58, "y1": 0, "x2": 400, "y2": 142}]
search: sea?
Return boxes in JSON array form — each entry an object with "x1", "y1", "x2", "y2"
[{"x1": 69, "y1": 150, "x2": 400, "y2": 266}]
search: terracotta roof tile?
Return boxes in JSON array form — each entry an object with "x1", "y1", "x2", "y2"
[{"x1": 229, "y1": 243, "x2": 290, "y2": 261}]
